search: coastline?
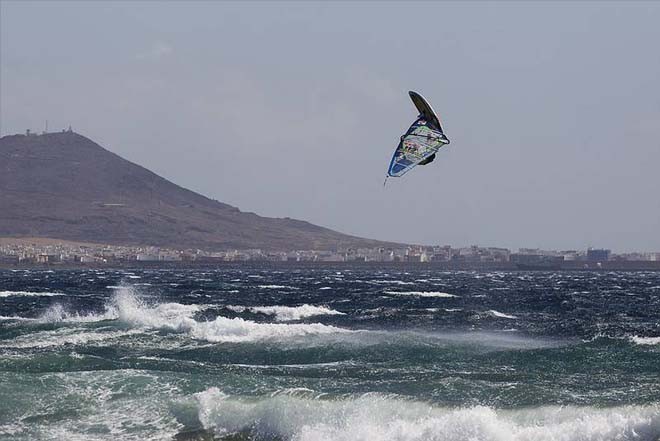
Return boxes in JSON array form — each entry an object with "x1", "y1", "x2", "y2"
[{"x1": 2, "y1": 260, "x2": 660, "y2": 271}]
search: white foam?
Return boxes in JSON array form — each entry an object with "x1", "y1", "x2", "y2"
[
  {"x1": 170, "y1": 316, "x2": 346, "y2": 343},
  {"x1": 248, "y1": 305, "x2": 345, "y2": 321},
  {"x1": 7, "y1": 369, "x2": 183, "y2": 439},
  {"x1": 36, "y1": 286, "x2": 201, "y2": 325},
  {"x1": 37, "y1": 303, "x2": 114, "y2": 323},
  {"x1": 1, "y1": 326, "x2": 144, "y2": 349},
  {"x1": 488, "y1": 310, "x2": 518, "y2": 319},
  {"x1": 385, "y1": 291, "x2": 458, "y2": 298},
  {"x1": 258, "y1": 284, "x2": 299, "y2": 290},
  {"x1": 26, "y1": 287, "x2": 349, "y2": 345},
  {"x1": 0, "y1": 290, "x2": 64, "y2": 298},
  {"x1": 113, "y1": 288, "x2": 347, "y2": 343},
  {"x1": 630, "y1": 336, "x2": 660, "y2": 346},
  {"x1": 0, "y1": 315, "x2": 32, "y2": 321},
  {"x1": 17, "y1": 288, "x2": 551, "y2": 350},
  {"x1": 195, "y1": 389, "x2": 660, "y2": 441},
  {"x1": 110, "y1": 290, "x2": 202, "y2": 328},
  {"x1": 370, "y1": 280, "x2": 415, "y2": 285},
  {"x1": 233, "y1": 360, "x2": 351, "y2": 370}
]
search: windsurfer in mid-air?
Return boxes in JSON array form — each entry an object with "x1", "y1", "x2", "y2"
[{"x1": 384, "y1": 91, "x2": 450, "y2": 184}]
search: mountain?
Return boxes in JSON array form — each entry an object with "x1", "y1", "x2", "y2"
[{"x1": 0, "y1": 131, "x2": 395, "y2": 251}]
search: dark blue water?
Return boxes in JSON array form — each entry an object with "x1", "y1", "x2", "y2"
[{"x1": 1, "y1": 268, "x2": 659, "y2": 440}]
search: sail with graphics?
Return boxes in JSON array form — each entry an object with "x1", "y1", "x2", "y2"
[{"x1": 386, "y1": 91, "x2": 450, "y2": 179}]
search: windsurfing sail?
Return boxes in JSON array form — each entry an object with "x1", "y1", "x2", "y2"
[{"x1": 387, "y1": 91, "x2": 449, "y2": 178}]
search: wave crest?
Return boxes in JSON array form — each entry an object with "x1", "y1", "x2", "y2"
[
  {"x1": 487, "y1": 310, "x2": 518, "y2": 319},
  {"x1": 0, "y1": 290, "x2": 63, "y2": 298},
  {"x1": 37, "y1": 287, "x2": 348, "y2": 344},
  {"x1": 36, "y1": 286, "x2": 200, "y2": 325},
  {"x1": 194, "y1": 388, "x2": 660, "y2": 441},
  {"x1": 385, "y1": 291, "x2": 458, "y2": 298},
  {"x1": 630, "y1": 336, "x2": 660, "y2": 346},
  {"x1": 228, "y1": 304, "x2": 345, "y2": 321}
]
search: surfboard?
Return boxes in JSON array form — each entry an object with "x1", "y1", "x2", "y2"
[{"x1": 408, "y1": 91, "x2": 443, "y2": 132}]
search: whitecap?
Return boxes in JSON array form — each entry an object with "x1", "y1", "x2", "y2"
[
  {"x1": 27, "y1": 287, "x2": 349, "y2": 345},
  {"x1": 0, "y1": 315, "x2": 32, "y2": 321},
  {"x1": 194, "y1": 389, "x2": 660, "y2": 441},
  {"x1": 0, "y1": 290, "x2": 64, "y2": 298},
  {"x1": 248, "y1": 305, "x2": 345, "y2": 321},
  {"x1": 182, "y1": 317, "x2": 346, "y2": 343},
  {"x1": 630, "y1": 336, "x2": 660, "y2": 346},
  {"x1": 488, "y1": 310, "x2": 518, "y2": 319},
  {"x1": 37, "y1": 286, "x2": 202, "y2": 325},
  {"x1": 369, "y1": 280, "x2": 415, "y2": 285},
  {"x1": 384, "y1": 291, "x2": 458, "y2": 298},
  {"x1": 103, "y1": 289, "x2": 347, "y2": 343},
  {"x1": 0, "y1": 326, "x2": 144, "y2": 349}
]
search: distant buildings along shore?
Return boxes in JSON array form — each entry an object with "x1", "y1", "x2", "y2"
[{"x1": 1, "y1": 241, "x2": 659, "y2": 266}]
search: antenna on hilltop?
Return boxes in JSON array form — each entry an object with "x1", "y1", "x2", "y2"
[{"x1": 43, "y1": 120, "x2": 48, "y2": 135}]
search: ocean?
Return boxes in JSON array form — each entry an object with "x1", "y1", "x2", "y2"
[{"x1": 0, "y1": 268, "x2": 659, "y2": 440}]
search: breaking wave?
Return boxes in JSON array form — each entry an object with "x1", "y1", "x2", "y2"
[
  {"x1": 36, "y1": 287, "x2": 201, "y2": 324},
  {"x1": 385, "y1": 291, "x2": 458, "y2": 298},
  {"x1": 369, "y1": 280, "x2": 416, "y2": 285},
  {"x1": 487, "y1": 310, "x2": 518, "y2": 319},
  {"x1": 630, "y1": 336, "x2": 660, "y2": 346},
  {"x1": 227, "y1": 304, "x2": 345, "y2": 321},
  {"x1": 149, "y1": 314, "x2": 346, "y2": 344},
  {"x1": 35, "y1": 287, "x2": 348, "y2": 344},
  {"x1": 1, "y1": 327, "x2": 144, "y2": 349},
  {"x1": 194, "y1": 388, "x2": 660, "y2": 441},
  {"x1": 0, "y1": 290, "x2": 64, "y2": 298}
]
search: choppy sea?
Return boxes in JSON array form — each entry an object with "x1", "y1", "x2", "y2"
[{"x1": 0, "y1": 268, "x2": 659, "y2": 440}]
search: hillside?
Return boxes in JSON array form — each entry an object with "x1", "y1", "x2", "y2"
[{"x1": 0, "y1": 131, "x2": 395, "y2": 251}]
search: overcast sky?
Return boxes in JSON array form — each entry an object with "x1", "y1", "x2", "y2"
[{"x1": 1, "y1": 1, "x2": 659, "y2": 252}]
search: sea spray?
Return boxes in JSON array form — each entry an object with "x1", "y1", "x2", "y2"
[
  {"x1": 34, "y1": 285, "x2": 350, "y2": 344},
  {"x1": 384, "y1": 291, "x2": 459, "y2": 298},
  {"x1": 194, "y1": 389, "x2": 660, "y2": 441},
  {"x1": 2, "y1": 269, "x2": 660, "y2": 441},
  {"x1": 229, "y1": 304, "x2": 345, "y2": 321}
]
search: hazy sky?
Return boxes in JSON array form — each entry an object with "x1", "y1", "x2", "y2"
[{"x1": 2, "y1": 1, "x2": 659, "y2": 252}]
